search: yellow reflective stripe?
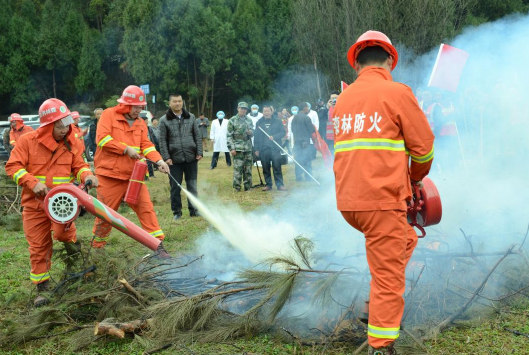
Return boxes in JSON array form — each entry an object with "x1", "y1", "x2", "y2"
[
  {"x1": 77, "y1": 168, "x2": 91, "y2": 182},
  {"x1": 143, "y1": 146, "x2": 156, "y2": 155},
  {"x1": 13, "y1": 169, "x2": 28, "y2": 184},
  {"x1": 149, "y1": 230, "x2": 164, "y2": 237},
  {"x1": 367, "y1": 324, "x2": 400, "y2": 340},
  {"x1": 119, "y1": 142, "x2": 141, "y2": 153},
  {"x1": 410, "y1": 145, "x2": 434, "y2": 163},
  {"x1": 93, "y1": 236, "x2": 107, "y2": 243},
  {"x1": 53, "y1": 176, "x2": 72, "y2": 185},
  {"x1": 35, "y1": 175, "x2": 46, "y2": 183},
  {"x1": 334, "y1": 138, "x2": 405, "y2": 154},
  {"x1": 10, "y1": 140, "x2": 16, "y2": 144},
  {"x1": 98, "y1": 135, "x2": 114, "y2": 148},
  {"x1": 30, "y1": 272, "x2": 50, "y2": 283}
]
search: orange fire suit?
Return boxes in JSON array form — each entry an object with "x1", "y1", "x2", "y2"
[
  {"x1": 333, "y1": 67, "x2": 434, "y2": 348},
  {"x1": 5, "y1": 126, "x2": 93, "y2": 284},
  {"x1": 92, "y1": 104, "x2": 164, "y2": 247},
  {"x1": 72, "y1": 124, "x2": 86, "y2": 153},
  {"x1": 9, "y1": 124, "x2": 34, "y2": 146}
]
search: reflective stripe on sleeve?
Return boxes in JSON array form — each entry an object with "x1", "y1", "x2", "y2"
[
  {"x1": 30, "y1": 271, "x2": 50, "y2": 283},
  {"x1": 98, "y1": 135, "x2": 114, "y2": 148},
  {"x1": 334, "y1": 138, "x2": 405, "y2": 154},
  {"x1": 143, "y1": 146, "x2": 156, "y2": 156},
  {"x1": 410, "y1": 145, "x2": 434, "y2": 163},
  {"x1": 367, "y1": 324, "x2": 400, "y2": 340},
  {"x1": 77, "y1": 168, "x2": 92, "y2": 182},
  {"x1": 13, "y1": 169, "x2": 28, "y2": 184}
]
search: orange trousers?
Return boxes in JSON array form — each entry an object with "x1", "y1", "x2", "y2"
[
  {"x1": 341, "y1": 210, "x2": 417, "y2": 348},
  {"x1": 23, "y1": 206, "x2": 77, "y2": 284},
  {"x1": 91, "y1": 174, "x2": 164, "y2": 247}
]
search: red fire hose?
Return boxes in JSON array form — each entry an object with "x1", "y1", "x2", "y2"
[{"x1": 43, "y1": 183, "x2": 170, "y2": 258}]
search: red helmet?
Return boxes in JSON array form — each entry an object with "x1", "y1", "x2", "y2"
[
  {"x1": 71, "y1": 111, "x2": 80, "y2": 120},
  {"x1": 117, "y1": 85, "x2": 146, "y2": 106},
  {"x1": 347, "y1": 30, "x2": 399, "y2": 70},
  {"x1": 10, "y1": 113, "x2": 22, "y2": 122},
  {"x1": 39, "y1": 98, "x2": 72, "y2": 127}
]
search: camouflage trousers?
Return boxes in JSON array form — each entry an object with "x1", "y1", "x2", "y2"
[{"x1": 233, "y1": 151, "x2": 253, "y2": 191}]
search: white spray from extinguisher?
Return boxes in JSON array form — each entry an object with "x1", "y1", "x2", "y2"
[{"x1": 147, "y1": 159, "x2": 258, "y2": 260}]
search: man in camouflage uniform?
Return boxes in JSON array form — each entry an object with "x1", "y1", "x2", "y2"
[{"x1": 227, "y1": 102, "x2": 254, "y2": 191}]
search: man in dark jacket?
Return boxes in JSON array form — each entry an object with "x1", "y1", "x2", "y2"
[
  {"x1": 254, "y1": 106, "x2": 287, "y2": 191},
  {"x1": 291, "y1": 102, "x2": 316, "y2": 181},
  {"x1": 159, "y1": 94, "x2": 203, "y2": 220}
]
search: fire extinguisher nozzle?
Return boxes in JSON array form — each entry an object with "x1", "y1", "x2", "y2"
[{"x1": 156, "y1": 243, "x2": 171, "y2": 259}]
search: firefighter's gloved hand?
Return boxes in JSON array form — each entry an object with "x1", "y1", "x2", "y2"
[
  {"x1": 156, "y1": 160, "x2": 170, "y2": 174},
  {"x1": 33, "y1": 182, "x2": 49, "y2": 197},
  {"x1": 411, "y1": 180, "x2": 424, "y2": 189},
  {"x1": 85, "y1": 175, "x2": 99, "y2": 188},
  {"x1": 124, "y1": 146, "x2": 140, "y2": 160}
]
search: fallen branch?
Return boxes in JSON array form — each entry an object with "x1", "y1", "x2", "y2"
[
  {"x1": 94, "y1": 319, "x2": 151, "y2": 338},
  {"x1": 119, "y1": 278, "x2": 147, "y2": 304}
]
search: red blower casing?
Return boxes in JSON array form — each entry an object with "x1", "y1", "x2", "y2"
[
  {"x1": 124, "y1": 160, "x2": 148, "y2": 205},
  {"x1": 43, "y1": 184, "x2": 169, "y2": 257},
  {"x1": 407, "y1": 176, "x2": 442, "y2": 238}
]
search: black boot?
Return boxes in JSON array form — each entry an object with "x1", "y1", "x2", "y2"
[{"x1": 34, "y1": 280, "x2": 50, "y2": 307}]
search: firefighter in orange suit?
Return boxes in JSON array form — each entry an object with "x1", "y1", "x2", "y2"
[
  {"x1": 333, "y1": 31, "x2": 434, "y2": 355},
  {"x1": 9, "y1": 113, "x2": 34, "y2": 148},
  {"x1": 5, "y1": 99, "x2": 98, "y2": 307},
  {"x1": 91, "y1": 85, "x2": 170, "y2": 248},
  {"x1": 71, "y1": 111, "x2": 87, "y2": 153}
]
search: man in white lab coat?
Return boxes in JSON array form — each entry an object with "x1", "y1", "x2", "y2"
[{"x1": 210, "y1": 111, "x2": 232, "y2": 169}]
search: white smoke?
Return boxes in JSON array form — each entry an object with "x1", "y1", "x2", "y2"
[{"x1": 183, "y1": 13, "x2": 529, "y2": 329}]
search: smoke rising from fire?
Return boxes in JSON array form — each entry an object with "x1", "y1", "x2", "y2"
[{"x1": 183, "y1": 13, "x2": 529, "y2": 328}]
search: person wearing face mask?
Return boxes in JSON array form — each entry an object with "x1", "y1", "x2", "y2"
[
  {"x1": 210, "y1": 111, "x2": 231, "y2": 169},
  {"x1": 8, "y1": 113, "x2": 34, "y2": 149},
  {"x1": 287, "y1": 106, "x2": 299, "y2": 151},
  {"x1": 91, "y1": 86, "x2": 170, "y2": 246},
  {"x1": 247, "y1": 104, "x2": 263, "y2": 129},
  {"x1": 5, "y1": 99, "x2": 98, "y2": 307}
]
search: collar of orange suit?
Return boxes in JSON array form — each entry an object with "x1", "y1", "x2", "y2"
[
  {"x1": 14, "y1": 121, "x2": 25, "y2": 130},
  {"x1": 115, "y1": 103, "x2": 132, "y2": 115},
  {"x1": 36, "y1": 123, "x2": 75, "y2": 152},
  {"x1": 357, "y1": 66, "x2": 393, "y2": 81}
]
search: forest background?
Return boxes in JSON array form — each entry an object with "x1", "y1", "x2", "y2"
[{"x1": 1, "y1": 0, "x2": 528, "y2": 118}]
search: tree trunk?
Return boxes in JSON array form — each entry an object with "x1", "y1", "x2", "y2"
[
  {"x1": 194, "y1": 57, "x2": 200, "y2": 113},
  {"x1": 210, "y1": 74, "x2": 215, "y2": 119},
  {"x1": 52, "y1": 68, "x2": 57, "y2": 98},
  {"x1": 313, "y1": 51, "x2": 321, "y2": 100},
  {"x1": 200, "y1": 75, "x2": 209, "y2": 115}
]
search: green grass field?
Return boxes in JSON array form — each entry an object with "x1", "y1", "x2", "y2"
[{"x1": 1, "y1": 155, "x2": 529, "y2": 354}]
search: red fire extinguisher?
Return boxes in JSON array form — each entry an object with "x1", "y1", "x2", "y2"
[{"x1": 124, "y1": 160, "x2": 148, "y2": 205}]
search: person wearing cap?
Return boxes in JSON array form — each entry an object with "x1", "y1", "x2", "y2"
[
  {"x1": 333, "y1": 31, "x2": 434, "y2": 355},
  {"x1": 5, "y1": 99, "x2": 98, "y2": 307},
  {"x1": 198, "y1": 113, "x2": 210, "y2": 152},
  {"x1": 91, "y1": 85, "x2": 170, "y2": 248},
  {"x1": 210, "y1": 110, "x2": 231, "y2": 169},
  {"x1": 287, "y1": 106, "x2": 299, "y2": 151},
  {"x1": 227, "y1": 102, "x2": 254, "y2": 191},
  {"x1": 247, "y1": 104, "x2": 263, "y2": 129},
  {"x1": 8, "y1": 113, "x2": 34, "y2": 149}
]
